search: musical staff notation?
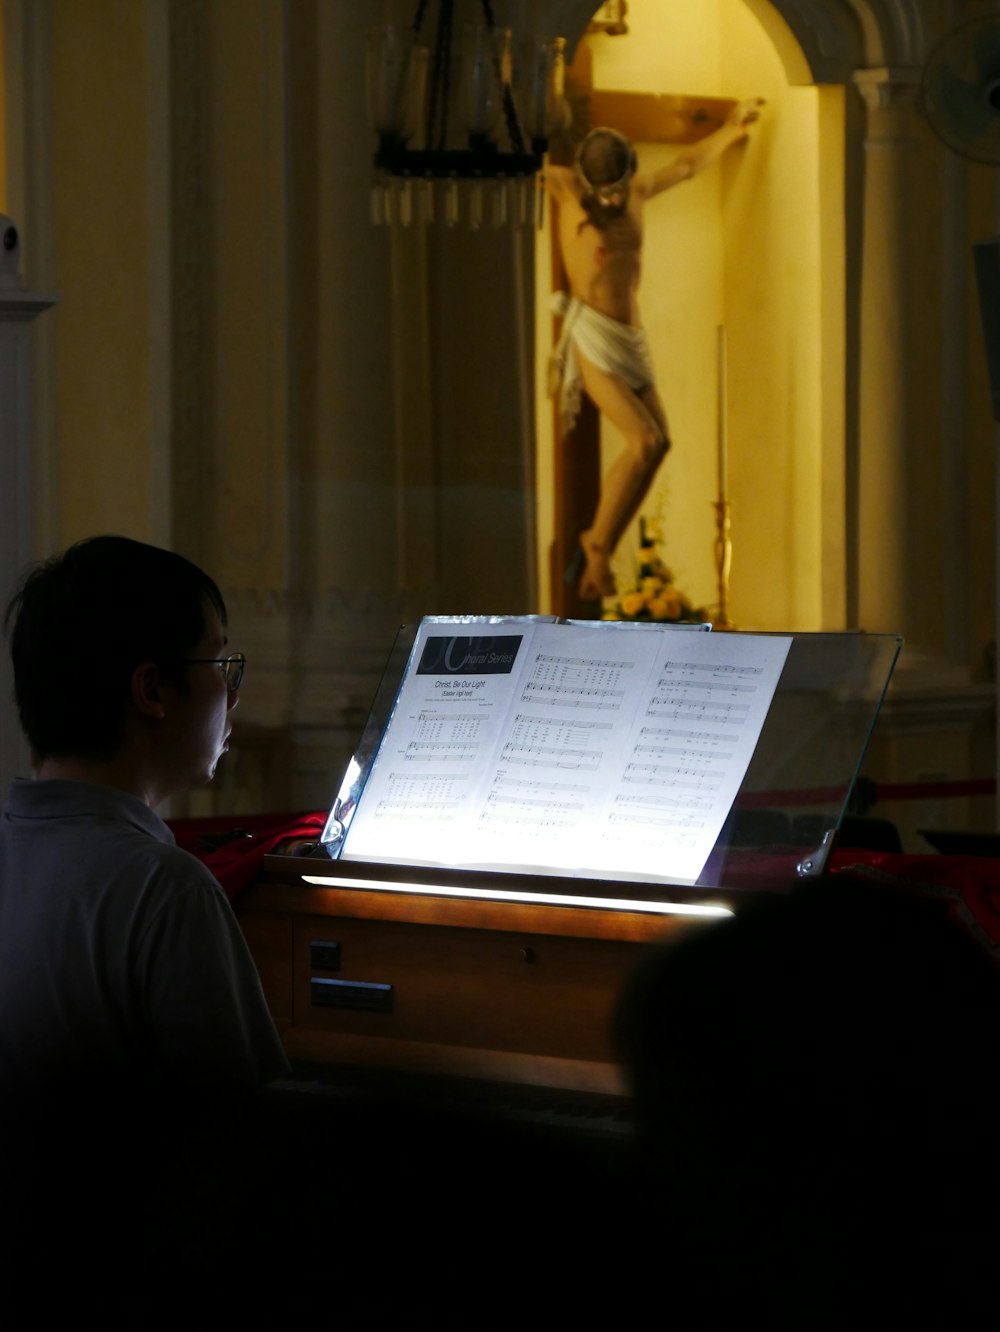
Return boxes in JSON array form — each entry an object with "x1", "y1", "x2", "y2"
[
  {"x1": 634, "y1": 742, "x2": 735, "y2": 761},
  {"x1": 341, "y1": 615, "x2": 792, "y2": 885},
  {"x1": 493, "y1": 774, "x2": 590, "y2": 797},
  {"x1": 403, "y1": 746, "x2": 474, "y2": 761},
  {"x1": 373, "y1": 800, "x2": 458, "y2": 822},
  {"x1": 659, "y1": 660, "x2": 763, "y2": 678},
  {"x1": 501, "y1": 747, "x2": 602, "y2": 771},
  {"x1": 479, "y1": 789, "x2": 580, "y2": 828},
  {"x1": 410, "y1": 711, "x2": 485, "y2": 743},
  {"x1": 521, "y1": 680, "x2": 624, "y2": 708},
  {"x1": 624, "y1": 761, "x2": 725, "y2": 791},
  {"x1": 614, "y1": 791, "x2": 713, "y2": 814},
  {"x1": 645, "y1": 700, "x2": 751, "y2": 723},
  {"x1": 607, "y1": 809, "x2": 707, "y2": 831}
]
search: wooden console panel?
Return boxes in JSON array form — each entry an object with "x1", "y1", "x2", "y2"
[{"x1": 236, "y1": 855, "x2": 717, "y2": 1094}]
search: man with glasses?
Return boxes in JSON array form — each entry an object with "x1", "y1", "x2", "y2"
[{"x1": 0, "y1": 534, "x2": 289, "y2": 1295}]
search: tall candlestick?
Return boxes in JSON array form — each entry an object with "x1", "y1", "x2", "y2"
[
  {"x1": 713, "y1": 497, "x2": 733, "y2": 629},
  {"x1": 717, "y1": 324, "x2": 728, "y2": 500}
]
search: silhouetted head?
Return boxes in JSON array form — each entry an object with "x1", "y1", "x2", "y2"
[
  {"x1": 4, "y1": 534, "x2": 228, "y2": 763},
  {"x1": 612, "y1": 875, "x2": 1000, "y2": 1316}
]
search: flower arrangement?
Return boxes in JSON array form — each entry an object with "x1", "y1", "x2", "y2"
[{"x1": 615, "y1": 517, "x2": 706, "y2": 624}]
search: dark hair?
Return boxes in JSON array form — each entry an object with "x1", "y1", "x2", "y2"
[
  {"x1": 576, "y1": 127, "x2": 637, "y2": 190},
  {"x1": 4, "y1": 535, "x2": 227, "y2": 761},
  {"x1": 612, "y1": 877, "x2": 1000, "y2": 1311},
  {"x1": 575, "y1": 127, "x2": 637, "y2": 229}
]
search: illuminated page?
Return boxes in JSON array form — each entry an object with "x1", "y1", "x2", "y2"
[
  {"x1": 339, "y1": 619, "x2": 544, "y2": 867},
  {"x1": 582, "y1": 629, "x2": 791, "y2": 881},
  {"x1": 342, "y1": 618, "x2": 791, "y2": 884}
]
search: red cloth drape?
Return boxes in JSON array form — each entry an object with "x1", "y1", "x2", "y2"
[{"x1": 167, "y1": 810, "x2": 327, "y2": 901}]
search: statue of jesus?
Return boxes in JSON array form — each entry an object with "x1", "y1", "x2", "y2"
[{"x1": 540, "y1": 98, "x2": 765, "y2": 602}]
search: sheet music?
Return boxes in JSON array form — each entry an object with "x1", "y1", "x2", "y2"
[{"x1": 341, "y1": 618, "x2": 791, "y2": 884}]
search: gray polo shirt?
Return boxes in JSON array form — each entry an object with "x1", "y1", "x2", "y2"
[{"x1": 0, "y1": 778, "x2": 290, "y2": 1094}]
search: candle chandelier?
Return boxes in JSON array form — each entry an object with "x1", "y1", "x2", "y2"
[{"x1": 366, "y1": 0, "x2": 566, "y2": 230}]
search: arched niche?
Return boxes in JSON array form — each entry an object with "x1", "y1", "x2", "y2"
[
  {"x1": 543, "y1": 0, "x2": 920, "y2": 81},
  {"x1": 535, "y1": 0, "x2": 852, "y2": 632}
]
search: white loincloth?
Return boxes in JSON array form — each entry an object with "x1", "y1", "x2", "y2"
[{"x1": 547, "y1": 291, "x2": 657, "y2": 433}]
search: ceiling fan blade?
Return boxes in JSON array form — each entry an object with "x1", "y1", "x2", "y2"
[{"x1": 921, "y1": 15, "x2": 1000, "y2": 165}]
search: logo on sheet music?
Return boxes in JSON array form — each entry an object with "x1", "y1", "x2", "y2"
[{"x1": 416, "y1": 635, "x2": 523, "y2": 675}]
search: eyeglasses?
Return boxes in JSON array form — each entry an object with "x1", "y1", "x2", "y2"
[{"x1": 183, "y1": 651, "x2": 247, "y2": 691}]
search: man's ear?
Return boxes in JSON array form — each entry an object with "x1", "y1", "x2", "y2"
[{"x1": 131, "y1": 662, "x2": 167, "y2": 719}]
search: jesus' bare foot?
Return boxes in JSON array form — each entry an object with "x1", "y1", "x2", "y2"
[{"x1": 577, "y1": 532, "x2": 616, "y2": 601}]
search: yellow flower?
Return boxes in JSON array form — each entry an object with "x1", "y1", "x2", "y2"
[
  {"x1": 662, "y1": 589, "x2": 683, "y2": 618},
  {"x1": 648, "y1": 597, "x2": 672, "y2": 620},
  {"x1": 620, "y1": 591, "x2": 646, "y2": 617}
]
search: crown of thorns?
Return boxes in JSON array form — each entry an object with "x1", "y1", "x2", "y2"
[{"x1": 574, "y1": 127, "x2": 637, "y2": 194}]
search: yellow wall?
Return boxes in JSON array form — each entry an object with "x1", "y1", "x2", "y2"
[
  {"x1": 720, "y1": 25, "x2": 832, "y2": 633},
  {"x1": 204, "y1": 0, "x2": 291, "y2": 592},
  {"x1": 49, "y1": 0, "x2": 154, "y2": 539}
]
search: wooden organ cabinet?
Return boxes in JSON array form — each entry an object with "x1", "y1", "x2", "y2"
[
  {"x1": 235, "y1": 856, "x2": 719, "y2": 1099},
  {"x1": 233, "y1": 620, "x2": 903, "y2": 1111}
]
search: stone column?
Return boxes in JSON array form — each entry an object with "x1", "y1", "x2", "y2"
[
  {"x1": 0, "y1": 271, "x2": 58, "y2": 793},
  {"x1": 852, "y1": 65, "x2": 922, "y2": 637}
]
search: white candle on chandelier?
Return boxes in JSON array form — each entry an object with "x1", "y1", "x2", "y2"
[{"x1": 717, "y1": 324, "x2": 729, "y2": 501}]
